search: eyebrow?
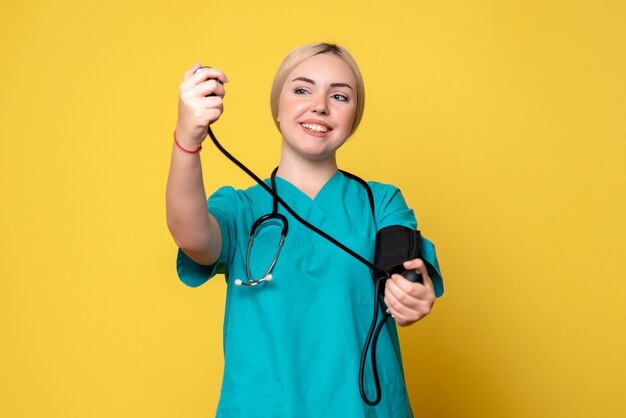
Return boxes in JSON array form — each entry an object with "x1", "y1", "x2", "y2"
[{"x1": 291, "y1": 76, "x2": 353, "y2": 90}]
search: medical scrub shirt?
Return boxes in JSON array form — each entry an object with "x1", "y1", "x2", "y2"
[{"x1": 177, "y1": 171, "x2": 443, "y2": 418}]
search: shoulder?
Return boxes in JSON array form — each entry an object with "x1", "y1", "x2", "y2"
[
  {"x1": 366, "y1": 180, "x2": 416, "y2": 230},
  {"x1": 207, "y1": 182, "x2": 271, "y2": 215},
  {"x1": 367, "y1": 180, "x2": 401, "y2": 197},
  {"x1": 207, "y1": 185, "x2": 238, "y2": 215},
  {"x1": 367, "y1": 180, "x2": 408, "y2": 208},
  {"x1": 209, "y1": 181, "x2": 270, "y2": 201}
]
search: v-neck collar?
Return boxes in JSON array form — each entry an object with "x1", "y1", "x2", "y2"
[{"x1": 272, "y1": 170, "x2": 343, "y2": 202}]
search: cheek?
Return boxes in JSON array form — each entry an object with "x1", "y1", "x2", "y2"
[
  {"x1": 278, "y1": 96, "x2": 300, "y2": 119},
  {"x1": 339, "y1": 107, "x2": 357, "y2": 129}
]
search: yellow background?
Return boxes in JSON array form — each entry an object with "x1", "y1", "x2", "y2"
[{"x1": 1, "y1": 1, "x2": 624, "y2": 417}]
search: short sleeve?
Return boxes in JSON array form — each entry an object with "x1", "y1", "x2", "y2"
[
  {"x1": 372, "y1": 183, "x2": 444, "y2": 297},
  {"x1": 419, "y1": 235, "x2": 444, "y2": 297},
  {"x1": 176, "y1": 186, "x2": 238, "y2": 287}
]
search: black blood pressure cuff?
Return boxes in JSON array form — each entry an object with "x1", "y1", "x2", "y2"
[{"x1": 373, "y1": 225, "x2": 421, "y2": 280}]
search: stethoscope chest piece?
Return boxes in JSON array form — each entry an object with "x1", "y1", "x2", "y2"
[{"x1": 234, "y1": 212, "x2": 289, "y2": 287}]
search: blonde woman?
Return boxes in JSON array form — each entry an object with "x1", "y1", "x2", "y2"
[{"x1": 167, "y1": 43, "x2": 443, "y2": 417}]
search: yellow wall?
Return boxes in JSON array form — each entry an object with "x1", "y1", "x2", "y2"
[{"x1": 1, "y1": 1, "x2": 624, "y2": 417}]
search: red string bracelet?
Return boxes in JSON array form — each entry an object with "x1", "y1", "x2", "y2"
[{"x1": 173, "y1": 131, "x2": 202, "y2": 154}]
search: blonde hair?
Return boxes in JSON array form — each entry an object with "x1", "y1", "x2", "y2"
[{"x1": 270, "y1": 43, "x2": 365, "y2": 136}]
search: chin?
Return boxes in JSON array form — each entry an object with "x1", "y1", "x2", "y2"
[
  {"x1": 282, "y1": 135, "x2": 343, "y2": 162},
  {"x1": 297, "y1": 150, "x2": 333, "y2": 161},
  {"x1": 299, "y1": 142, "x2": 340, "y2": 158}
]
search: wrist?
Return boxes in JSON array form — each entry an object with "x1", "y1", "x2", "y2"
[{"x1": 173, "y1": 131, "x2": 202, "y2": 154}]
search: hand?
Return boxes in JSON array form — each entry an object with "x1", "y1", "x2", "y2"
[
  {"x1": 383, "y1": 258, "x2": 436, "y2": 327},
  {"x1": 175, "y1": 64, "x2": 229, "y2": 149}
]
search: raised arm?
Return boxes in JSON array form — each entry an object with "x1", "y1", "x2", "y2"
[{"x1": 166, "y1": 64, "x2": 229, "y2": 265}]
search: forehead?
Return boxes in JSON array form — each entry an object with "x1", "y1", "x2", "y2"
[{"x1": 287, "y1": 53, "x2": 356, "y2": 85}]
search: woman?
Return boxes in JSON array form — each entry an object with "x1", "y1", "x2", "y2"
[{"x1": 167, "y1": 43, "x2": 443, "y2": 418}]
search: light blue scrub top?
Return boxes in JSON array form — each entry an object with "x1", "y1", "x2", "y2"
[{"x1": 177, "y1": 171, "x2": 443, "y2": 418}]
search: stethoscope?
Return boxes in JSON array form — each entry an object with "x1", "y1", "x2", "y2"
[
  {"x1": 233, "y1": 168, "x2": 288, "y2": 287},
  {"x1": 233, "y1": 167, "x2": 374, "y2": 287}
]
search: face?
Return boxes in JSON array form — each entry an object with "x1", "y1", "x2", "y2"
[{"x1": 277, "y1": 53, "x2": 357, "y2": 162}]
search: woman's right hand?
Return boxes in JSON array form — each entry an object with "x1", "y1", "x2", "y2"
[{"x1": 175, "y1": 64, "x2": 229, "y2": 150}]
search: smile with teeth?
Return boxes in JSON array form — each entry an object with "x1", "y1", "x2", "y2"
[{"x1": 301, "y1": 123, "x2": 330, "y2": 133}]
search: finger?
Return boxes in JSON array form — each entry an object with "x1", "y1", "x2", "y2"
[
  {"x1": 386, "y1": 307, "x2": 409, "y2": 326},
  {"x1": 390, "y1": 273, "x2": 429, "y2": 298},
  {"x1": 180, "y1": 87, "x2": 223, "y2": 112},
  {"x1": 189, "y1": 79, "x2": 226, "y2": 99},
  {"x1": 385, "y1": 281, "x2": 433, "y2": 326},
  {"x1": 421, "y1": 272, "x2": 434, "y2": 291},
  {"x1": 391, "y1": 273, "x2": 415, "y2": 293},
  {"x1": 192, "y1": 66, "x2": 229, "y2": 85},
  {"x1": 194, "y1": 105, "x2": 223, "y2": 125},
  {"x1": 181, "y1": 97, "x2": 223, "y2": 124},
  {"x1": 195, "y1": 95, "x2": 223, "y2": 111},
  {"x1": 180, "y1": 66, "x2": 229, "y2": 93},
  {"x1": 383, "y1": 289, "x2": 415, "y2": 326},
  {"x1": 403, "y1": 258, "x2": 426, "y2": 274},
  {"x1": 390, "y1": 274, "x2": 436, "y2": 310},
  {"x1": 385, "y1": 278, "x2": 419, "y2": 310},
  {"x1": 402, "y1": 258, "x2": 430, "y2": 286},
  {"x1": 183, "y1": 63, "x2": 202, "y2": 81}
]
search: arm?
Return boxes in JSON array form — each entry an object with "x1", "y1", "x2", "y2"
[{"x1": 166, "y1": 64, "x2": 229, "y2": 265}]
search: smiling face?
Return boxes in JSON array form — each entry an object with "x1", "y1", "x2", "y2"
[{"x1": 277, "y1": 53, "x2": 358, "y2": 162}]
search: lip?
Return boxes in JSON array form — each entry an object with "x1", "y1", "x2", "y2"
[{"x1": 299, "y1": 119, "x2": 333, "y2": 136}]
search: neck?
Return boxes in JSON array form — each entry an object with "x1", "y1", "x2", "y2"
[{"x1": 276, "y1": 152, "x2": 338, "y2": 199}]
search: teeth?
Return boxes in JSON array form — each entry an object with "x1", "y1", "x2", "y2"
[{"x1": 302, "y1": 123, "x2": 328, "y2": 133}]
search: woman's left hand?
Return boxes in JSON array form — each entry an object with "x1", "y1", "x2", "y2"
[{"x1": 383, "y1": 258, "x2": 436, "y2": 327}]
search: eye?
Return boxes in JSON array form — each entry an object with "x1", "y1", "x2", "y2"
[
  {"x1": 332, "y1": 94, "x2": 349, "y2": 102},
  {"x1": 294, "y1": 88, "x2": 309, "y2": 95}
]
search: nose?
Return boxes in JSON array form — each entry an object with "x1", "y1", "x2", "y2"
[{"x1": 312, "y1": 94, "x2": 329, "y2": 115}]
